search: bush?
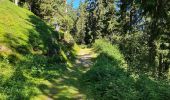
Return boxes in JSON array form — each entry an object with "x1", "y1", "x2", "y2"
[
  {"x1": 135, "y1": 75, "x2": 170, "y2": 100},
  {"x1": 81, "y1": 39, "x2": 170, "y2": 100},
  {"x1": 112, "y1": 32, "x2": 150, "y2": 73},
  {"x1": 93, "y1": 39, "x2": 126, "y2": 68},
  {"x1": 81, "y1": 39, "x2": 136, "y2": 99}
]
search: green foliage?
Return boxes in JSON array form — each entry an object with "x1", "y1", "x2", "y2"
[
  {"x1": 93, "y1": 39, "x2": 126, "y2": 68},
  {"x1": 0, "y1": 54, "x2": 65, "y2": 99},
  {"x1": 0, "y1": 1, "x2": 80, "y2": 99},
  {"x1": 112, "y1": 32, "x2": 150, "y2": 73},
  {"x1": 81, "y1": 39, "x2": 170, "y2": 100},
  {"x1": 0, "y1": 0, "x2": 59, "y2": 58},
  {"x1": 81, "y1": 39, "x2": 134, "y2": 99},
  {"x1": 72, "y1": 3, "x2": 87, "y2": 44},
  {"x1": 1, "y1": 0, "x2": 170, "y2": 99},
  {"x1": 74, "y1": 0, "x2": 118, "y2": 44},
  {"x1": 135, "y1": 75, "x2": 170, "y2": 100},
  {"x1": 77, "y1": 0, "x2": 170, "y2": 78},
  {"x1": 21, "y1": 0, "x2": 76, "y2": 31}
]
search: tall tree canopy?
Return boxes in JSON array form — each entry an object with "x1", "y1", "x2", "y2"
[{"x1": 74, "y1": 0, "x2": 170, "y2": 78}]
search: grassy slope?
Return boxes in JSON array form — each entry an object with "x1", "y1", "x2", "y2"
[
  {"x1": 0, "y1": 1, "x2": 169, "y2": 100},
  {"x1": 0, "y1": 1, "x2": 83, "y2": 99},
  {"x1": 0, "y1": 0, "x2": 57, "y2": 59}
]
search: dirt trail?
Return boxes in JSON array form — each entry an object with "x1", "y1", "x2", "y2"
[
  {"x1": 75, "y1": 48, "x2": 97, "y2": 68},
  {"x1": 34, "y1": 48, "x2": 96, "y2": 100}
]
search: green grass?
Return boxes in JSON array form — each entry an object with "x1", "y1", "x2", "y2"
[
  {"x1": 0, "y1": 0, "x2": 58, "y2": 59},
  {"x1": 0, "y1": 1, "x2": 83, "y2": 99},
  {"x1": 1, "y1": 1, "x2": 169, "y2": 100},
  {"x1": 80, "y1": 39, "x2": 170, "y2": 100}
]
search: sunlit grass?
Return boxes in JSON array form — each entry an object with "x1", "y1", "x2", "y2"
[
  {"x1": 0, "y1": 60, "x2": 14, "y2": 83},
  {"x1": 0, "y1": 1, "x2": 94, "y2": 100}
]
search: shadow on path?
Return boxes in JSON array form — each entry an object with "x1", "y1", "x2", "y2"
[{"x1": 34, "y1": 48, "x2": 97, "y2": 100}]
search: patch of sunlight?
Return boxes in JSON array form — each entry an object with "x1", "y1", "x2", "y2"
[
  {"x1": 73, "y1": 44, "x2": 80, "y2": 53},
  {"x1": 55, "y1": 85, "x2": 86, "y2": 99},
  {"x1": 30, "y1": 95, "x2": 51, "y2": 100},
  {"x1": 60, "y1": 50, "x2": 73, "y2": 68},
  {"x1": 64, "y1": 31, "x2": 74, "y2": 42},
  {"x1": 77, "y1": 48, "x2": 98, "y2": 58},
  {"x1": 39, "y1": 80, "x2": 53, "y2": 87},
  {"x1": 0, "y1": 62, "x2": 14, "y2": 82},
  {"x1": 31, "y1": 84, "x2": 86, "y2": 100},
  {"x1": 0, "y1": 93, "x2": 7, "y2": 100},
  {"x1": 23, "y1": 72, "x2": 53, "y2": 87},
  {"x1": 53, "y1": 78, "x2": 64, "y2": 83},
  {"x1": 33, "y1": 79, "x2": 53, "y2": 87},
  {"x1": 22, "y1": 86, "x2": 42, "y2": 98},
  {"x1": 0, "y1": 44, "x2": 11, "y2": 52}
]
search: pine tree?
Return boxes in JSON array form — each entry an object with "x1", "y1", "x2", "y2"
[
  {"x1": 139, "y1": 0, "x2": 170, "y2": 77},
  {"x1": 84, "y1": 0, "x2": 117, "y2": 44}
]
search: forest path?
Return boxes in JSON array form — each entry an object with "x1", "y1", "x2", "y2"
[
  {"x1": 33, "y1": 48, "x2": 97, "y2": 100},
  {"x1": 75, "y1": 48, "x2": 97, "y2": 68}
]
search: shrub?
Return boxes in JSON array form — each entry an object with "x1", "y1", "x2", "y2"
[
  {"x1": 81, "y1": 39, "x2": 136, "y2": 99},
  {"x1": 81, "y1": 39, "x2": 170, "y2": 100}
]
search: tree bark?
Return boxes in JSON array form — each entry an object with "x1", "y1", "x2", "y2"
[{"x1": 15, "y1": 0, "x2": 18, "y2": 6}]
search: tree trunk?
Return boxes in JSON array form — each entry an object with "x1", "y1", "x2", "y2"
[
  {"x1": 15, "y1": 0, "x2": 18, "y2": 6},
  {"x1": 120, "y1": 0, "x2": 127, "y2": 34}
]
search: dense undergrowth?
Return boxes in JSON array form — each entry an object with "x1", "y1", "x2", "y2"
[
  {"x1": 0, "y1": 1, "x2": 79, "y2": 99},
  {"x1": 1, "y1": 0, "x2": 170, "y2": 100},
  {"x1": 81, "y1": 39, "x2": 170, "y2": 100}
]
